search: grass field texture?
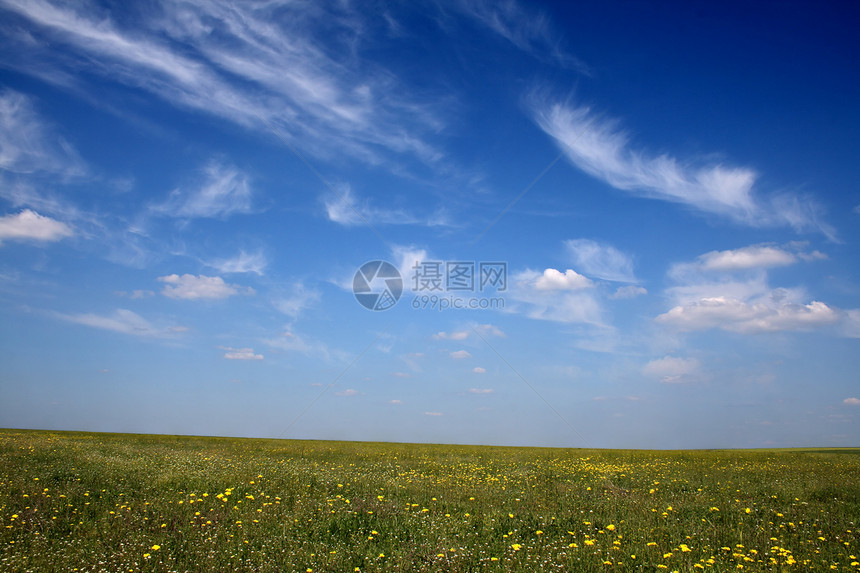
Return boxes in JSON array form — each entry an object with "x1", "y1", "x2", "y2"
[{"x1": 1, "y1": 429, "x2": 858, "y2": 572}]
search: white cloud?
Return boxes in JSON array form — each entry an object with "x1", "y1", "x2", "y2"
[
  {"x1": 207, "y1": 250, "x2": 267, "y2": 275},
  {"x1": 273, "y1": 283, "x2": 320, "y2": 318},
  {"x1": 468, "y1": 388, "x2": 494, "y2": 394},
  {"x1": 158, "y1": 274, "x2": 253, "y2": 300},
  {"x1": 335, "y1": 389, "x2": 359, "y2": 397},
  {"x1": 610, "y1": 285, "x2": 647, "y2": 299},
  {"x1": 0, "y1": 209, "x2": 73, "y2": 244},
  {"x1": 530, "y1": 98, "x2": 832, "y2": 236},
  {"x1": 507, "y1": 269, "x2": 605, "y2": 325},
  {"x1": 474, "y1": 324, "x2": 506, "y2": 337},
  {"x1": 843, "y1": 310, "x2": 860, "y2": 338},
  {"x1": 642, "y1": 356, "x2": 700, "y2": 384},
  {"x1": 153, "y1": 161, "x2": 253, "y2": 219},
  {"x1": 388, "y1": 399, "x2": 402, "y2": 405},
  {"x1": 656, "y1": 297, "x2": 840, "y2": 334},
  {"x1": 450, "y1": 350, "x2": 472, "y2": 359},
  {"x1": 659, "y1": 245, "x2": 852, "y2": 336},
  {"x1": 670, "y1": 243, "x2": 827, "y2": 280},
  {"x1": 55, "y1": 308, "x2": 184, "y2": 338},
  {"x1": 843, "y1": 397, "x2": 860, "y2": 406},
  {"x1": 697, "y1": 245, "x2": 797, "y2": 271},
  {"x1": 392, "y1": 244, "x2": 429, "y2": 283},
  {"x1": 565, "y1": 239, "x2": 636, "y2": 282},
  {"x1": 221, "y1": 346, "x2": 263, "y2": 360},
  {"x1": 424, "y1": 411, "x2": 443, "y2": 416},
  {"x1": 0, "y1": 89, "x2": 84, "y2": 176},
  {"x1": 129, "y1": 290, "x2": 153, "y2": 299},
  {"x1": 263, "y1": 329, "x2": 343, "y2": 362},
  {"x1": 534, "y1": 268, "x2": 593, "y2": 290},
  {"x1": 115, "y1": 289, "x2": 154, "y2": 299},
  {"x1": 434, "y1": 330, "x2": 470, "y2": 340},
  {"x1": 473, "y1": 367, "x2": 486, "y2": 374}
]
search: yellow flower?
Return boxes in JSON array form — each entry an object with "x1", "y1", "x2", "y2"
[
  {"x1": 151, "y1": 545, "x2": 161, "y2": 551},
  {"x1": 680, "y1": 544, "x2": 691, "y2": 552},
  {"x1": 511, "y1": 543, "x2": 522, "y2": 551},
  {"x1": 606, "y1": 524, "x2": 616, "y2": 531}
]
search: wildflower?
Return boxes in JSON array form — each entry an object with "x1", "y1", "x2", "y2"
[{"x1": 606, "y1": 524, "x2": 616, "y2": 531}]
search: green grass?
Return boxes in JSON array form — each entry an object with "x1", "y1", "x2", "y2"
[{"x1": 1, "y1": 429, "x2": 858, "y2": 572}]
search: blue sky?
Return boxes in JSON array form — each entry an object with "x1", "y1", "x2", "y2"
[{"x1": 1, "y1": 0, "x2": 858, "y2": 448}]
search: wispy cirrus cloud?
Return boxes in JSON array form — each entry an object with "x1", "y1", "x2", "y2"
[
  {"x1": 530, "y1": 97, "x2": 834, "y2": 237},
  {"x1": 0, "y1": 0, "x2": 444, "y2": 166},
  {"x1": 272, "y1": 283, "x2": 320, "y2": 319},
  {"x1": 610, "y1": 285, "x2": 647, "y2": 299},
  {"x1": 451, "y1": 0, "x2": 588, "y2": 72},
  {"x1": 54, "y1": 308, "x2": 186, "y2": 338},
  {"x1": 642, "y1": 355, "x2": 701, "y2": 384},
  {"x1": 206, "y1": 250, "x2": 267, "y2": 276},
  {"x1": 152, "y1": 161, "x2": 253, "y2": 220},
  {"x1": 0, "y1": 89, "x2": 84, "y2": 177},
  {"x1": 565, "y1": 239, "x2": 637, "y2": 283},
  {"x1": 324, "y1": 184, "x2": 449, "y2": 228}
]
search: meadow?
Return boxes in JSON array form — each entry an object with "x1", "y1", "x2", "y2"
[{"x1": 1, "y1": 429, "x2": 858, "y2": 572}]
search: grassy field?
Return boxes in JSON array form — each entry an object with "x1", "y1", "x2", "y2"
[{"x1": 0, "y1": 429, "x2": 858, "y2": 572}]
